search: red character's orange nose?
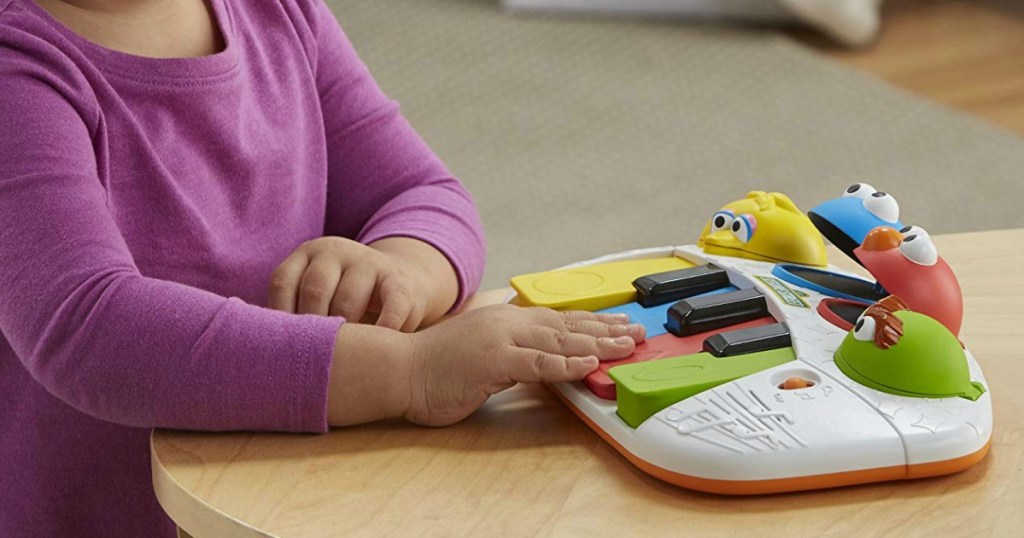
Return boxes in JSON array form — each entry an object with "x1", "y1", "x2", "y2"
[{"x1": 862, "y1": 226, "x2": 903, "y2": 252}]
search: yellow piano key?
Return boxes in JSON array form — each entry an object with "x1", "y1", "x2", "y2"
[{"x1": 510, "y1": 256, "x2": 694, "y2": 312}]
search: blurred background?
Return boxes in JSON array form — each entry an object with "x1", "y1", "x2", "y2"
[{"x1": 326, "y1": 0, "x2": 1024, "y2": 288}]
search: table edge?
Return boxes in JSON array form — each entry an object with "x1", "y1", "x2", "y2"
[{"x1": 151, "y1": 433, "x2": 273, "y2": 538}]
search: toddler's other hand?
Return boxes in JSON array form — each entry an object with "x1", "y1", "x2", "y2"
[
  {"x1": 403, "y1": 305, "x2": 645, "y2": 426},
  {"x1": 268, "y1": 237, "x2": 445, "y2": 331}
]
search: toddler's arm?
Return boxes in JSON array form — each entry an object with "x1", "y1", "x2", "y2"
[
  {"x1": 300, "y1": 1, "x2": 486, "y2": 319},
  {"x1": 0, "y1": 54, "x2": 343, "y2": 432},
  {"x1": 0, "y1": 48, "x2": 644, "y2": 431}
]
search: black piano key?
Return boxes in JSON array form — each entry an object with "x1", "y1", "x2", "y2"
[
  {"x1": 703, "y1": 322, "x2": 791, "y2": 357},
  {"x1": 632, "y1": 264, "x2": 730, "y2": 307},
  {"x1": 665, "y1": 288, "x2": 769, "y2": 337}
]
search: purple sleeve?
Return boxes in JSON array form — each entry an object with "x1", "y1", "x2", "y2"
[
  {"x1": 308, "y1": 1, "x2": 487, "y2": 307},
  {"x1": 0, "y1": 68, "x2": 342, "y2": 433}
]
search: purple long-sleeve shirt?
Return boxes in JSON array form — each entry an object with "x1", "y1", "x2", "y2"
[{"x1": 0, "y1": 0, "x2": 486, "y2": 535}]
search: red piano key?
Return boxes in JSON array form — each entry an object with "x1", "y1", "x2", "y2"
[{"x1": 583, "y1": 317, "x2": 777, "y2": 400}]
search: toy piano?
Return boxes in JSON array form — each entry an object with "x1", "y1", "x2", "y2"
[{"x1": 508, "y1": 185, "x2": 992, "y2": 494}]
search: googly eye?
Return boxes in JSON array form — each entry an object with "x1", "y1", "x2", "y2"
[
  {"x1": 863, "y1": 191, "x2": 900, "y2": 223},
  {"x1": 899, "y1": 233, "x2": 938, "y2": 266},
  {"x1": 730, "y1": 214, "x2": 757, "y2": 244},
  {"x1": 853, "y1": 315, "x2": 876, "y2": 342},
  {"x1": 710, "y1": 210, "x2": 735, "y2": 234},
  {"x1": 899, "y1": 225, "x2": 930, "y2": 241},
  {"x1": 843, "y1": 183, "x2": 877, "y2": 200}
]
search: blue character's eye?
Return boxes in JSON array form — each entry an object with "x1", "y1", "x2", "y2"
[
  {"x1": 864, "y1": 191, "x2": 900, "y2": 223},
  {"x1": 843, "y1": 183, "x2": 877, "y2": 200},
  {"x1": 731, "y1": 214, "x2": 757, "y2": 243},
  {"x1": 710, "y1": 210, "x2": 734, "y2": 233}
]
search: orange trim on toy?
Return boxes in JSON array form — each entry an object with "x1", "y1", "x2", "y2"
[{"x1": 549, "y1": 385, "x2": 991, "y2": 495}]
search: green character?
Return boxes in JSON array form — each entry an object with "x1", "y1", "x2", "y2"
[{"x1": 834, "y1": 296, "x2": 985, "y2": 401}]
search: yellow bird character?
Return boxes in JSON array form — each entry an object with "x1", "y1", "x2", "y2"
[{"x1": 698, "y1": 191, "x2": 827, "y2": 267}]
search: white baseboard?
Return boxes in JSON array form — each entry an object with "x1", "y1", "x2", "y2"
[{"x1": 501, "y1": 0, "x2": 797, "y2": 22}]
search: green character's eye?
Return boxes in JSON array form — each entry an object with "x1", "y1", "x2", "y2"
[{"x1": 853, "y1": 315, "x2": 876, "y2": 342}]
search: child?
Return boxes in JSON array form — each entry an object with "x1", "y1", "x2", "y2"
[{"x1": 0, "y1": 0, "x2": 646, "y2": 535}]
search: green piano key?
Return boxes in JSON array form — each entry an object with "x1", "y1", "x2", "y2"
[{"x1": 609, "y1": 347, "x2": 796, "y2": 428}]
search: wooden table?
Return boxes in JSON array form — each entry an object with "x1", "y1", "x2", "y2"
[{"x1": 153, "y1": 229, "x2": 1024, "y2": 537}]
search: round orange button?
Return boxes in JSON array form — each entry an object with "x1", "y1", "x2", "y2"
[{"x1": 781, "y1": 377, "x2": 814, "y2": 390}]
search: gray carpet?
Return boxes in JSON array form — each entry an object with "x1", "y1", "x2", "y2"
[{"x1": 327, "y1": 0, "x2": 1024, "y2": 288}]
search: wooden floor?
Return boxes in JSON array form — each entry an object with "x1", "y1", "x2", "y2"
[{"x1": 794, "y1": 0, "x2": 1024, "y2": 135}]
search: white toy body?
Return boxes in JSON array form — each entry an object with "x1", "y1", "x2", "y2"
[{"x1": 510, "y1": 245, "x2": 992, "y2": 494}]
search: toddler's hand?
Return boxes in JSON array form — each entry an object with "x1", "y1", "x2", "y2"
[
  {"x1": 403, "y1": 305, "x2": 645, "y2": 426},
  {"x1": 268, "y1": 236, "x2": 444, "y2": 331}
]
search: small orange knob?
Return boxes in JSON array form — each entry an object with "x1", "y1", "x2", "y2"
[
  {"x1": 781, "y1": 377, "x2": 813, "y2": 390},
  {"x1": 861, "y1": 226, "x2": 903, "y2": 252}
]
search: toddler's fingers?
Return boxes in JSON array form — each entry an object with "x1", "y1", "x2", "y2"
[
  {"x1": 297, "y1": 257, "x2": 343, "y2": 316},
  {"x1": 375, "y1": 280, "x2": 414, "y2": 331},
  {"x1": 526, "y1": 308, "x2": 611, "y2": 326},
  {"x1": 562, "y1": 310, "x2": 632, "y2": 325},
  {"x1": 400, "y1": 302, "x2": 428, "y2": 333},
  {"x1": 330, "y1": 267, "x2": 376, "y2": 321},
  {"x1": 268, "y1": 251, "x2": 310, "y2": 313},
  {"x1": 513, "y1": 327, "x2": 635, "y2": 361},
  {"x1": 564, "y1": 319, "x2": 646, "y2": 343},
  {"x1": 502, "y1": 347, "x2": 599, "y2": 383}
]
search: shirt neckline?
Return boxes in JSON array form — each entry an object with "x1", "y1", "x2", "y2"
[{"x1": 21, "y1": 0, "x2": 239, "y2": 81}]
